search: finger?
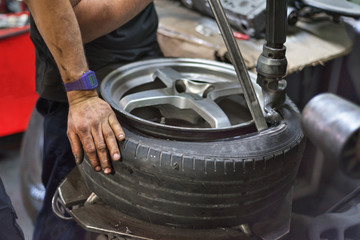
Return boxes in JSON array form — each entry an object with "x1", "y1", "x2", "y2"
[
  {"x1": 109, "y1": 113, "x2": 125, "y2": 141},
  {"x1": 91, "y1": 126, "x2": 112, "y2": 174},
  {"x1": 79, "y1": 131, "x2": 101, "y2": 172},
  {"x1": 67, "y1": 131, "x2": 84, "y2": 165},
  {"x1": 102, "y1": 123, "x2": 121, "y2": 162}
]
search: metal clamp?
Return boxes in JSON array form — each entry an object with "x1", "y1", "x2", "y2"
[{"x1": 52, "y1": 189, "x2": 73, "y2": 221}]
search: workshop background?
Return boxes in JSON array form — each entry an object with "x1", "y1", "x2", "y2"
[{"x1": 1, "y1": 0, "x2": 360, "y2": 239}]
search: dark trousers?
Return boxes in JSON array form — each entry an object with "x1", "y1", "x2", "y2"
[
  {"x1": 32, "y1": 98, "x2": 86, "y2": 240},
  {"x1": 0, "y1": 178, "x2": 24, "y2": 240}
]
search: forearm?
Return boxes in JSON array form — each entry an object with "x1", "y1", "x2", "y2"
[
  {"x1": 73, "y1": 0, "x2": 153, "y2": 43},
  {"x1": 25, "y1": 0, "x2": 126, "y2": 175},
  {"x1": 25, "y1": 0, "x2": 88, "y2": 86}
]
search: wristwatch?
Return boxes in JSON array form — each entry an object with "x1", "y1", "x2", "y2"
[{"x1": 64, "y1": 70, "x2": 98, "y2": 91}]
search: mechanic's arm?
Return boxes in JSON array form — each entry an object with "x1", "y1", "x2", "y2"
[
  {"x1": 25, "y1": 0, "x2": 125, "y2": 174},
  {"x1": 71, "y1": 0, "x2": 153, "y2": 43}
]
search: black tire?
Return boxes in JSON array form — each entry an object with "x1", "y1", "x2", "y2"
[{"x1": 79, "y1": 97, "x2": 305, "y2": 228}]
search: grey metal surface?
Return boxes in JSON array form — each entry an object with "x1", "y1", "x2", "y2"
[
  {"x1": 265, "y1": 0, "x2": 287, "y2": 47},
  {"x1": 326, "y1": 185, "x2": 360, "y2": 213},
  {"x1": 101, "y1": 58, "x2": 264, "y2": 140},
  {"x1": 256, "y1": 0, "x2": 288, "y2": 110},
  {"x1": 52, "y1": 190, "x2": 73, "y2": 221},
  {"x1": 119, "y1": 67, "x2": 232, "y2": 128},
  {"x1": 292, "y1": 203, "x2": 360, "y2": 240},
  {"x1": 207, "y1": 0, "x2": 268, "y2": 131},
  {"x1": 302, "y1": 0, "x2": 360, "y2": 18},
  {"x1": 301, "y1": 93, "x2": 360, "y2": 178}
]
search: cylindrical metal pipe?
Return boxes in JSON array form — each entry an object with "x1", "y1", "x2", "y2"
[
  {"x1": 301, "y1": 93, "x2": 360, "y2": 178},
  {"x1": 266, "y1": 0, "x2": 288, "y2": 48}
]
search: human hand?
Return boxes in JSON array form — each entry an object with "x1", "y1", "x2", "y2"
[
  {"x1": 69, "y1": 0, "x2": 81, "y2": 7},
  {"x1": 66, "y1": 91, "x2": 125, "y2": 174}
]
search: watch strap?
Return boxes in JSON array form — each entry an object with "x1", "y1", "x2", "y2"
[{"x1": 64, "y1": 70, "x2": 98, "y2": 92}]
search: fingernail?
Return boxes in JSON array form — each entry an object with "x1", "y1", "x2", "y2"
[
  {"x1": 95, "y1": 166, "x2": 101, "y2": 172},
  {"x1": 119, "y1": 133, "x2": 125, "y2": 139},
  {"x1": 113, "y1": 153, "x2": 120, "y2": 161},
  {"x1": 104, "y1": 168, "x2": 111, "y2": 174}
]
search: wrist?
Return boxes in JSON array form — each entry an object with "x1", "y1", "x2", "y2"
[
  {"x1": 63, "y1": 68, "x2": 89, "y2": 84},
  {"x1": 67, "y1": 90, "x2": 98, "y2": 105}
]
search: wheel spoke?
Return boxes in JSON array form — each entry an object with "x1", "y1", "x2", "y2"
[
  {"x1": 207, "y1": 82, "x2": 242, "y2": 100},
  {"x1": 189, "y1": 98, "x2": 231, "y2": 128},
  {"x1": 153, "y1": 68, "x2": 182, "y2": 88},
  {"x1": 118, "y1": 67, "x2": 240, "y2": 128},
  {"x1": 119, "y1": 89, "x2": 175, "y2": 112}
]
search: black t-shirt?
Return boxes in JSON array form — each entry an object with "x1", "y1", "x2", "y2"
[{"x1": 30, "y1": 3, "x2": 162, "y2": 102}]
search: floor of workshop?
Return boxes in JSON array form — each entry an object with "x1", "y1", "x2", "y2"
[{"x1": 0, "y1": 134, "x2": 34, "y2": 240}]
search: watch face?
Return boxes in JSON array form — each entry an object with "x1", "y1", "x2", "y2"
[{"x1": 87, "y1": 73, "x2": 97, "y2": 88}]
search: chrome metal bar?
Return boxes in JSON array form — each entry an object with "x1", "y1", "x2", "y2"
[
  {"x1": 207, "y1": 0, "x2": 268, "y2": 131},
  {"x1": 266, "y1": 0, "x2": 287, "y2": 48}
]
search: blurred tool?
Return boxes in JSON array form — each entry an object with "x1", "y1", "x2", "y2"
[
  {"x1": 181, "y1": 0, "x2": 299, "y2": 37},
  {"x1": 302, "y1": 93, "x2": 360, "y2": 178},
  {"x1": 300, "y1": 0, "x2": 360, "y2": 18}
]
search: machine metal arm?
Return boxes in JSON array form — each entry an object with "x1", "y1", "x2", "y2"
[
  {"x1": 257, "y1": 0, "x2": 289, "y2": 111},
  {"x1": 207, "y1": 0, "x2": 268, "y2": 131}
]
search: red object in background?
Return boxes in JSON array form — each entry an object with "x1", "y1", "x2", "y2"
[
  {"x1": 0, "y1": 0, "x2": 6, "y2": 13},
  {"x1": 233, "y1": 31, "x2": 250, "y2": 41},
  {"x1": 0, "y1": 24, "x2": 37, "y2": 137}
]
